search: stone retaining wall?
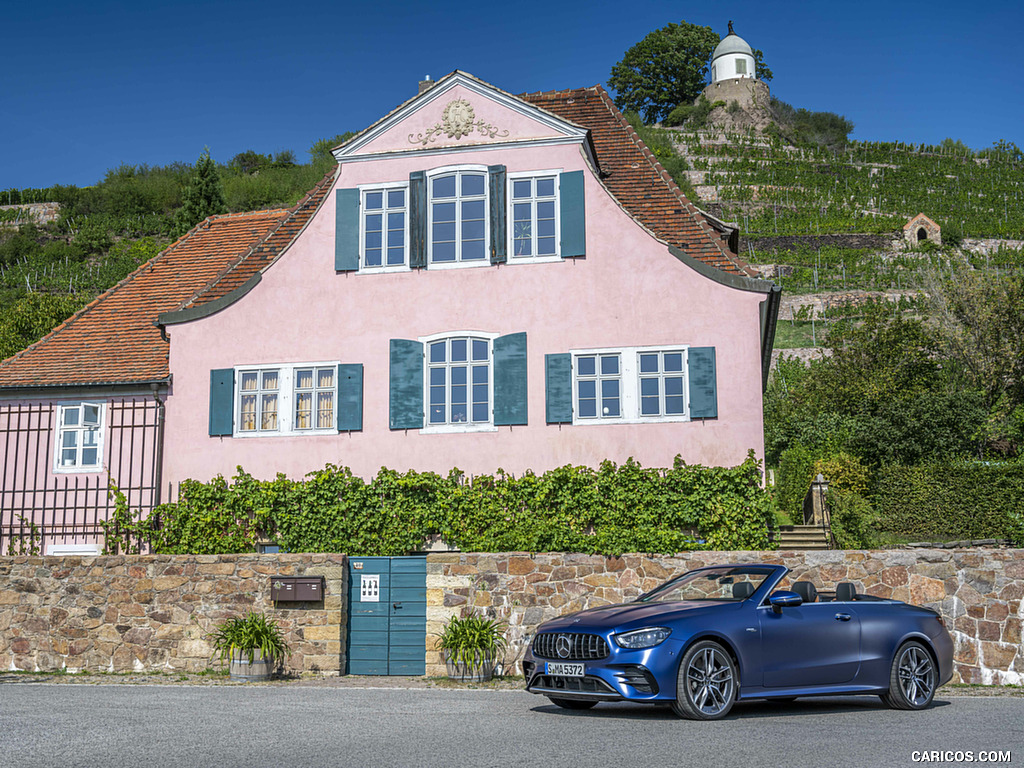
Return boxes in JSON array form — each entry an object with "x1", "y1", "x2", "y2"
[
  {"x1": 425, "y1": 549, "x2": 1024, "y2": 684},
  {"x1": 0, "y1": 554, "x2": 346, "y2": 675}
]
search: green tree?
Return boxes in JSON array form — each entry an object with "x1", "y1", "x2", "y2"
[
  {"x1": 174, "y1": 148, "x2": 227, "y2": 237},
  {"x1": 609, "y1": 21, "x2": 721, "y2": 123},
  {"x1": 0, "y1": 294, "x2": 88, "y2": 361},
  {"x1": 923, "y1": 265, "x2": 1024, "y2": 453},
  {"x1": 309, "y1": 133, "x2": 356, "y2": 169}
]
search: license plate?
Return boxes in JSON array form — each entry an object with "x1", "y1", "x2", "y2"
[{"x1": 546, "y1": 662, "x2": 584, "y2": 677}]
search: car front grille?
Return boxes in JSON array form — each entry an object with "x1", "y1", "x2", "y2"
[
  {"x1": 532, "y1": 632, "x2": 609, "y2": 661},
  {"x1": 532, "y1": 675, "x2": 618, "y2": 695}
]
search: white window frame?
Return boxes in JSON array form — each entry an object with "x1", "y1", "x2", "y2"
[
  {"x1": 507, "y1": 169, "x2": 562, "y2": 262},
  {"x1": 426, "y1": 165, "x2": 490, "y2": 269},
  {"x1": 359, "y1": 181, "x2": 410, "y2": 273},
  {"x1": 637, "y1": 350, "x2": 687, "y2": 418},
  {"x1": 53, "y1": 401, "x2": 105, "y2": 473},
  {"x1": 233, "y1": 362, "x2": 339, "y2": 438},
  {"x1": 573, "y1": 352, "x2": 623, "y2": 421},
  {"x1": 419, "y1": 330, "x2": 499, "y2": 434},
  {"x1": 570, "y1": 345, "x2": 691, "y2": 426}
]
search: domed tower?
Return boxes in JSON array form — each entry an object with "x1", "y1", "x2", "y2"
[{"x1": 711, "y1": 21, "x2": 756, "y2": 83}]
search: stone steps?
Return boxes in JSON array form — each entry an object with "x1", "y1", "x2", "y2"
[{"x1": 775, "y1": 524, "x2": 831, "y2": 551}]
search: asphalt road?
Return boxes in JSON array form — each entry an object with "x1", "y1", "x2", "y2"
[{"x1": 1, "y1": 685, "x2": 1021, "y2": 768}]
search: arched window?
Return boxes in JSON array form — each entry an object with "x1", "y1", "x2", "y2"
[{"x1": 917, "y1": 227, "x2": 927, "y2": 242}]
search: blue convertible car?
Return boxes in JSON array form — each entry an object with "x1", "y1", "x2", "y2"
[{"x1": 523, "y1": 564, "x2": 953, "y2": 719}]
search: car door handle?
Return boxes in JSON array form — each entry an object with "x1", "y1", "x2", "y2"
[
  {"x1": 835, "y1": 613, "x2": 852, "y2": 621},
  {"x1": 393, "y1": 602, "x2": 402, "y2": 610}
]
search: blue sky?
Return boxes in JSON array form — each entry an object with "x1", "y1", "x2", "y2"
[{"x1": 2, "y1": 0, "x2": 1021, "y2": 190}]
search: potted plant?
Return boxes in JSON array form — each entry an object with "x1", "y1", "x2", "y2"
[
  {"x1": 209, "y1": 611, "x2": 290, "y2": 681},
  {"x1": 436, "y1": 614, "x2": 507, "y2": 682}
]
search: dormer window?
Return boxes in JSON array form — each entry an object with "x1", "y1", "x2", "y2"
[{"x1": 429, "y1": 169, "x2": 488, "y2": 264}]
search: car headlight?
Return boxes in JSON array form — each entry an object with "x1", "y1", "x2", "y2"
[{"x1": 613, "y1": 627, "x2": 671, "y2": 649}]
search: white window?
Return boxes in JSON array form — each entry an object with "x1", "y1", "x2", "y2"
[
  {"x1": 429, "y1": 169, "x2": 487, "y2": 264},
  {"x1": 238, "y1": 369, "x2": 280, "y2": 433},
  {"x1": 735, "y1": 59, "x2": 747, "y2": 75},
  {"x1": 294, "y1": 367, "x2": 335, "y2": 430},
  {"x1": 427, "y1": 336, "x2": 492, "y2": 427},
  {"x1": 510, "y1": 174, "x2": 558, "y2": 259},
  {"x1": 638, "y1": 351, "x2": 686, "y2": 417},
  {"x1": 574, "y1": 353, "x2": 621, "y2": 420},
  {"x1": 235, "y1": 364, "x2": 337, "y2": 436},
  {"x1": 54, "y1": 402, "x2": 104, "y2": 471},
  {"x1": 362, "y1": 186, "x2": 407, "y2": 269},
  {"x1": 571, "y1": 346, "x2": 690, "y2": 425}
]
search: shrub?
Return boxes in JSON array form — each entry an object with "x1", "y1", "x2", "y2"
[
  {"x1": 826, "y1": 489, "x2": 880, "y2": 549},
  {"x1": 106, "y1": 455, "x2": 775, "y2": 556},
  {"x1": 435, "y1": 615, "x2": 507, "y2": 666},
  {"x1": 775, "y1": 444, "x2": 815, "y2": 521},
  {"x1": 874, "y1": 461, "x2": 1024, "y2": 541}
]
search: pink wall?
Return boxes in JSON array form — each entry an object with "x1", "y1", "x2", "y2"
[
  {"x1": 163, "y1": 138, "x2": 767, "y2": 485},
  {"x1": 357, "y1": 83, "x2": 565, "y2": 155}
]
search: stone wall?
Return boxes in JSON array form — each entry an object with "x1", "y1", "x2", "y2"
[
  {"x1": 0, "y1": 202, "x2": 61, "y2": 227},
  {"x1": 0, "y1": 554, "x2": 346, "y2": 675},
  {"x1": 425, "y1": 549, "x2": 1024, "y2": 685}
]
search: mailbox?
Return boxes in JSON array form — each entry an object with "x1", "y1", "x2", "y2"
[{"x1": 271, "y1": 576, "x2": 325, "y2": 602}]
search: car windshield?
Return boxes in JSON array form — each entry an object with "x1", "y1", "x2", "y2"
[{"x1": 637, "y1": 566, "x2": 773, "y2": 603}]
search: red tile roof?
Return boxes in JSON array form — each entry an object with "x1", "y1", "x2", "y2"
[
  {"x1": 521, "y1": 85, "x2": 749, "y2": 275},
  {"x1": 0, "y1": 209, "x2": 290, "y2": 389},
  {"x1": 0, "y1": 83, "x2": 752, "y2": 390}
]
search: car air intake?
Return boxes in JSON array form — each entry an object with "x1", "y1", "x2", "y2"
[{"x1": 532, "y1": 633, "x2": 610, "y2": 660}]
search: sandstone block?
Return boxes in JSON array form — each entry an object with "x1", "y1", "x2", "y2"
[
  {"x1": 153, "y1": 576, "x2": 188, "y2": 592},
  {"x1": 507, "y1": 557, "x2": 535, "y2": 576},
  {"x1": 302, "y1": 625, "x2": 338, "y2": 642},
  {"x1": 980, "y1": 641, "x2": 1018, "y2": 671}
]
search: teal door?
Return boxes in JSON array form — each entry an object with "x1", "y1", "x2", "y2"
[{"x1": 347, "y1": 556, "x2": 426, "y2": 675}]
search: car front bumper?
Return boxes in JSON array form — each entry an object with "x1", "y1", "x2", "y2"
[{"x1": 523, "y1": 639, "x2": 684, "y2": 702}]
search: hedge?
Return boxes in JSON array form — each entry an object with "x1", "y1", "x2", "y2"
[
  {"x1": 873, "y1": 461, "x2": 1024, "y2": 542},
  {"x1": 103, "y1": 453, "x2": 776, "y2": 557}
]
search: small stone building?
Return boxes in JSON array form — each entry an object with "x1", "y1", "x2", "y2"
[{"x1": 904, "y1": 213, "x2": 941, "y2": 247}]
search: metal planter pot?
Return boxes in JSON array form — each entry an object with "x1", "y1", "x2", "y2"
[
  {"x1": 229, "y1": 650, "x2": 277, "y2": 682},
  {"x1": 444, "y1": 651, "x2": 496, "y2": 682}
]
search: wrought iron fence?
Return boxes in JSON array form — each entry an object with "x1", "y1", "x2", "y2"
[{"x1": 0, "y1": 397, "x2": 163, "y2": 554}]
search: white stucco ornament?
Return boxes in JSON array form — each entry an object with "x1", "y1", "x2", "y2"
[{"x1": 408, "y1": 99, "x2": 511, "y2": 146}]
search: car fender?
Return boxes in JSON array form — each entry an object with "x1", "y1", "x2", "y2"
[{"x1": 675, "y1": 631, "x2": 746, "y2": 684}]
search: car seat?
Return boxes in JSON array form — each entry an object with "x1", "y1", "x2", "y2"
[{"x1": 792, "y1": 581, "x2": 818, "y2": 603}]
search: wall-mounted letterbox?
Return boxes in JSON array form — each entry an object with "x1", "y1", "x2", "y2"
[{"x1": 271, "y1": 576, "x2": 325, "y2": 602}]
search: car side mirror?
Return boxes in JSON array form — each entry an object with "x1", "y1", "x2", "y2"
[{"x1": 769, "y1": 590, "x2": 803, "y2": 614}]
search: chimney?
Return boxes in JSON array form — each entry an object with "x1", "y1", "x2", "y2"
[{"x1": 418, "y1": 75, "x2": 434, "y2": 94}]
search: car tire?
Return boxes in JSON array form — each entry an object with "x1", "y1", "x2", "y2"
[
  {"x1": 881, "y1": 640, "x2": 937, "y2": 711},
  {"x1": 672, "y1": 640, "x2": 738, "y2": 720},
  {"x1": 546, "y1": 697, "x2": 598, "y2": 710}
]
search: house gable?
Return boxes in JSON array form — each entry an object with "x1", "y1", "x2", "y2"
[{"x1": 334, "y1": 71, "x2": 590, "y2": 162}]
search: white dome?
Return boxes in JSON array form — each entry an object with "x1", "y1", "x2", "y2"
[
  {"x1": 712, "y1": 33, "x2": 753, "y2": 62},
  {"x1": 710, "y1": 22, "x2": 756, "y2": 83}
]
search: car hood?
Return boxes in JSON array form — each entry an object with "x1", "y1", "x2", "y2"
[{"x1": 537, "y1": 600, "x2": 740, "y2": 633}]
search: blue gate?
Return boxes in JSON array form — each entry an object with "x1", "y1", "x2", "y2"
[{"x1": 346, "y1": 556, "x2": 426, "y2": 675}]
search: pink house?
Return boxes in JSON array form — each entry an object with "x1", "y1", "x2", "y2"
[{"x1": 0, "y1": 72, "x2": 780, "y2": 554}]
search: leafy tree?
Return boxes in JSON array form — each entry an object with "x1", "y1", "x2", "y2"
[
  {"x1": 229, "y1": 150, "x2": 272, "y2": 174},
  {"x1": 922, "y1": 265, "x2": 1024, "y2": 453},
  {"x1": 309, "y1": 133, "x2": 356, "y2": 168},
  {"x1": 753, "y1": 49, "x2": 773, "y2": 82},
  {"x1": 609, "y1": 21, "x2": 721, "y2": 123},
  {"x1": 174, "y1": 148, "x2": 227, "y2": 237},
  {"x1": 0, "y1": 294, "x2": 88, "y2": 361}
]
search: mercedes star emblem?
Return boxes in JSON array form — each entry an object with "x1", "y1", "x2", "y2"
[{"x1": 556, "y1": 635, "x2": 572, "y2": 659}]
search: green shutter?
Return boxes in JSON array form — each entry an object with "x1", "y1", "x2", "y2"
[
  {"x1": 337, "y1": 363, "x2": 363, "y2": 432},
  {"x1": 409, "y1": 171, "x2": 427, "y2": 268},
  {"x1": 390, "y1": 339, "x2": 424, "y2": 430},
  {"x1": 488, "y1": 165, "x2": 507, "y2": 264},
  {"x1": 545, "y1": 353, "x2": 572, "y2": 424},
  {"x1": 559, "y1": 170, "x2": 585, "y2": 258},
  {"x1": 335, "y1": 188, "x2": 360, "y2": 271},
  {"x1": 688, "y1": 347, "x2": 718, "y2": 419},
  {"x1": 493, "y1": 332, "x2": 527, "y2": 426},
  {"x1": 209, "y1": 368, "x2": 234, "y2": 436}
]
